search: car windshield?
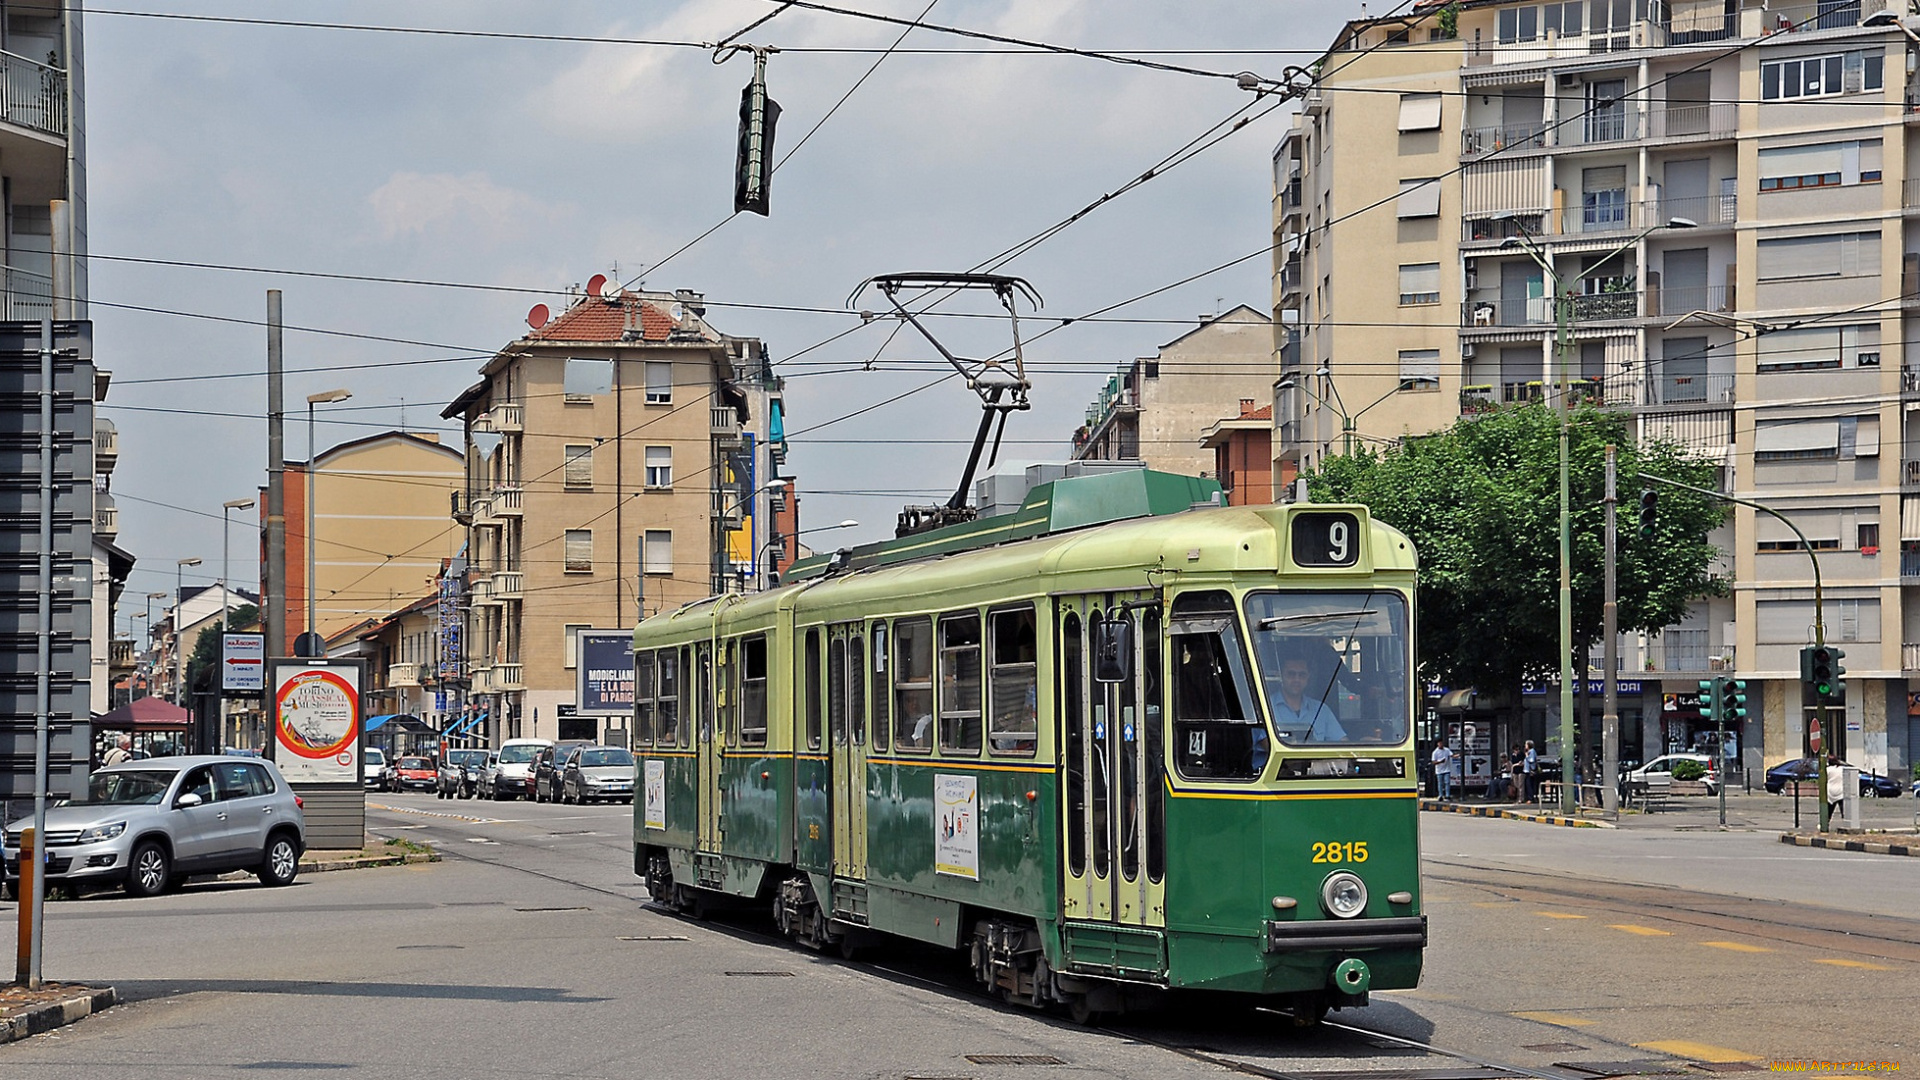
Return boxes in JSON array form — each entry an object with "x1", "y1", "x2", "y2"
[
  {"x1": 82, "y1": 770, "x2": 175, "y2": 805},
  {"x1": 580, "y1": 749, "x2": 634, "y2": 767},
  {"x1": 364, "y1": 749, "x2": 385, "y2": 764},
  {"x1": 1245, "y1": 590, "x2": 1411, "y2": 748},
  {"x1": 451, "y1": 750, "x2": 487, "y2": 766},
  {"x1": 498, "y1": 745, "x2": 543, "y2": 764},
  {"x1": 398, "y1": 757, "x2": 431, "y2": 769}
]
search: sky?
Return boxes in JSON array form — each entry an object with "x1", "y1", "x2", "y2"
[{"x1": 87, "y1": 0, "x2": 1356, "y2": 635}]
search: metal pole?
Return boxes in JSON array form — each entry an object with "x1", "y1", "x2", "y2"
[
  {"x1": 222, "y1": 508, "x2": 230, "y2": 752},
  {"x1": 1717, "y1": 677, "x2": 1728, "y2": 828},
  {"x1": 266, "y1": 292, "x2": 286, "y2": 678},
  {"x1": 307, "y1": 400, "x2": 316, "y2": 645},
  {"x1": 28, "y1": 317, "x2": 53, "y2": 987},
  {"x1": 1602, "y1": 445, "x2": 1619, "y2": 815},
  {"x1": 1556, "y1": 286, "x2": 1577, "y2": 816}
]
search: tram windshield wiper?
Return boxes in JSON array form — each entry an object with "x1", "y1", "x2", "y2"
[{"x1": 1257, "y1": 610, "x2": 1375, "y2": 630}]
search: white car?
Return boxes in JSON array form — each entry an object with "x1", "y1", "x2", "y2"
[
  {"x1": 1627, "y1": 753, "x2": 1719, "y2": 795},
  {"x1": 481, "y1": 738, "x2": 552, "y2": 801},
  {"x1": 362, "y1": 747, "x2": 386, "y2": 791}
]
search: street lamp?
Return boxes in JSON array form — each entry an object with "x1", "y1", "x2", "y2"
[
  {"x1": 758, "y1": 518, "x2": 859, "y2": 586},
  {"x1": 304, "y1": 388, "x2": 352, "y2": 654},
  {"x1": 1278, "y1": 370, "x2": 1412, "y2": 459},
  {"x1": 175, "y1": 557, "x2": 202, "y2": 706},
  {"x1": 221, "y1": 498, "x2": 255, "y2": 750},
  {"x1": 1501, "y1": 215, "x2": 1696, "y2": 814}
]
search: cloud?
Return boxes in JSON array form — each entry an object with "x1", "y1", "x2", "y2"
[{"x1": 366, "y1": 171, "x2": 560, "y2": 242}]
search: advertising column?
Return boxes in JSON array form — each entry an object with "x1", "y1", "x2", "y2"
[{"x1": 271, "y1": 658, "x2": 366, "y2": 849}]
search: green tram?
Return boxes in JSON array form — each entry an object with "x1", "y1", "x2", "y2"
[{"x1": 630, "y1": 477, "x2": 1424, "y2": 1021}]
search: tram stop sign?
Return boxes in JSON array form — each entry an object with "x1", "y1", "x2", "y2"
[{"x1": 221, "y1": 632, "x2": 265, "y2": 693}]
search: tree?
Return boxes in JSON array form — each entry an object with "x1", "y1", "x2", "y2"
[{"x1": 1307, "y1": 403, "x2": 1725, "y2": 704}]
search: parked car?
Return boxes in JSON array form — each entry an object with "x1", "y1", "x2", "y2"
[
  {"x1": 560, "y1": 745, "x2": 637, "y2": 804},
  {"x1": 437, "y1": 748, "x2": 488, "y2": 799},
  {"x1": 389, "y1": 755, "x2": 437, "y2": 793},
  {"x1": 1764, "y1": 757, "x2": 1903, "y2": 798},
  {"x1": 1625, "y1": 753, "x2": 1719, "y2": 795},
  {"x1": 533, "y1": 741, "x2": 594, "y2": 803},
  {"x1": 1, "y1": 755, "x2": 305, "y2": 899},
  {"x1": 480, "y1": 739, "x2": 551, "y2": 801},
  {"x1": 362, "y1": 747, "x2": 387, "y2": 791}
]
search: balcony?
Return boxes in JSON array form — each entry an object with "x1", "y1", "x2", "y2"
[
  {"x1": 469, "y1": 666, "x2": 493, "y2": 694},
  {"x1": 472, "y1": 577, "x2": 499, "y2": 606},
  {"x1": 1460, "y1": 385, "x2": 1499, "y2": 414},
  {"x1": 94, "y1": 493, "x2": 117, "y2": 538},
  {"x1": 0, "y1": 50, "x2": 68, "y2": 138},
  {"x1": 3, "y1": 264, "x2": 52, "y2": 320},
  {"x1": 711, "y1": 405, "x2": 742, "y2": 442},
  {"x1": 491, "y1": 570, "x2": 523, "y2": 599},
  {"x1": 1462, "y1": 290, "x2": 1641, "y2": 328},
  {"x1": 472, "y1": 494, "x2": 497, "y2": 529},
  {"x1": 490, "y1": 402, "x2": 523, "y2": 432},
  {"x1": 1650, "y1": 283, "x2": 1735, "y2": 319},
  {"x1": 1461, "y1": 122, "x2": 1549, "y2": 157},
  {"x1": 1554, "y1": 109, "x2": 1639, "y2": 150},
  {"x1": 110, "y1": 638, "x2": 136, "y2": 670},
  {"x1": 492, "y1": 484, "x2": 523, "y2": 516},
  {"x1": 387, "y1": 662, "x2": 421, "y2": 688},
  {"x1": 1645, "y1": 101, "x2": 1737, "y2": 142},
  {"x1": 1764, "y1": 0, "x2": 1865, "y2": 33},
  {"x1": 94, "y1": 418, "x2": 117, "y2": 469},
  {"x1": 494, "y1": 663, "x2": 525, "y2": 691},
  {"x1": 1902, "y1": 548, "x2": 1920, "y2": 579}
]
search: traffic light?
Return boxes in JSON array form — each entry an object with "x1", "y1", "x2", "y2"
[
  {"x1": 1804, "y1": 645, "x2": 1846, "y2": 704},
  {"x1": 1638, "y1": 488, "x2": 1659, "y2": 539},
  {"x1": 1699, "y1": 678, "x2": 1719, "y2": 724},
  {"x1": 1718, "y1": 678, "x2": 1748, "y2": 725},
  {"x1": 733, "y1": 50, "x2": 781, "y2": 216}
]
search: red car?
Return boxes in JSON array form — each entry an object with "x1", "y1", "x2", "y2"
[{"x1": 388, "y1": 755, "x2": 437, "y2": 793}]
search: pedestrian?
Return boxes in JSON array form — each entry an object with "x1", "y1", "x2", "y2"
[
  {"x1": 102, "y1": 735, "x2": 131, "y2": 767},
  {"x1": 1509, "y1": 745, "x2": 1526, "y2": 804},
  {"x1": 1523, "y1": 739, "x2": 1538, "y2": 802},
  {"x1": 1825, "y1": 755, "x2": 1846, "y2": 826},
  {"x1": 1431, "y1": 739, "x2": 1455, "y2": 801}
]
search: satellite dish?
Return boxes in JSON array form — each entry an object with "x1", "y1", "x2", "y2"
[
  {"x1": 587, "y1": 273, "x2": 609, "y2": 298},
  {"x1": 526, "y1": 304, "x2": 550, "y2": 330},
  {"x1": 670, "y1": 303, "x2": 684, "y2": 321}
]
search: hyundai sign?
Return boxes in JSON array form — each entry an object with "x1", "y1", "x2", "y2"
[{"x1": 575, "y1": 630, "x2": 635, "y2": 716}]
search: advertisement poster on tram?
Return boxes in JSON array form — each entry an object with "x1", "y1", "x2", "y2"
[
  {"x1": 643, "y1": 760, "x2": 667, "y2": 831},
  {"x1": 272, "y1": 660, "x2": 363, "y2": 784},
  {"x1": 934, "y1": 773, "x2": 978, "y2": 879}
]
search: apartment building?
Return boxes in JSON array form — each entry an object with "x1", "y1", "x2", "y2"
[
  {"x1": 1071, "y1": 306, "x2": 1274, "y2": 476},
  {"x1": 442, "y1": 287, "x2": 783, "y2": 746},
  {"x1": 1274, "y1": 0, "x2": 1920, "y2": 780}
]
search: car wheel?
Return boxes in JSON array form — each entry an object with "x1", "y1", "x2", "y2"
[
  {"x1": 258, "y1": 832, "x2": 300, "y2": 887},
  {"x1": 125, "y1": 841, "x2": 170, "y2": 898}
]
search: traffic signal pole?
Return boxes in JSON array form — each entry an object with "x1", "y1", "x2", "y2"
[{"x1": 1642, "y1": 472, "x2": 1825, "y2": 828}]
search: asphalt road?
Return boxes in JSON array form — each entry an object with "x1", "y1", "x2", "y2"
[{"x1": 0, "y1": 794, "x2": 1912, "y2": 1078}]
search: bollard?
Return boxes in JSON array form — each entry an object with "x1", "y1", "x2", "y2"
[{"x1": 14, "y1": 826, "x2": 33, "y2": 985}]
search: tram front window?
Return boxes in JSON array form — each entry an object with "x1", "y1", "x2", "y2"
[
  {"x1": 1246, "y1": 591, "x2": 1411, "y2": 749},
  {"x1": 1169, "y1": 592, "x2": 1267, "y2": 781}
]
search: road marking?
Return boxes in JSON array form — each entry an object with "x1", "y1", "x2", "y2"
[
  {"x1": 1698, "y1": 941, "x2": 1771, "y2": 953},
  {"x1": 1608, "y1": 924, "x2": 1672, "y2": 936},
  {"x1": 1513, "y1": 1011, "x2": 1597, "y2": 1027},
  {"x1": 1634, "y1": 1040, "x2": 1759, "y2": 1063},
  {"x1": 371, "y1": 804, "x2": 503, "y2": 825},
  {"x1": 1471, "y1": 901, "x2": 1513, "y2": 908},
  {"x1": 1535, "y1": 911, "x2": 1587, "y2": 919},
  {"x1": 464, "y1": 838, "x2": 499, "y2": 845},
  {"x1": 1814, "y1": 958, "x2": 1892, "y2": 970}
]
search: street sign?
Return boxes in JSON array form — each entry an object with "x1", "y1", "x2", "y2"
[{"x1": 222, "y1": 633, "x2": 265, "y2": 692}]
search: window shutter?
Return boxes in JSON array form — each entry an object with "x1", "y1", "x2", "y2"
[
  {"x1": 644, "y1": 360, "x2": 672, "y2": 403},
  {"x1": 564, "y1": 529, "x2": 593, "y2": 572},
  {"x1": 1855, "y1": 415, "x2": 1881, "y2": 456},
  {"x1": 564, "y1": 444, "x2": 593, "y2": 488},
  {"x1": 1398, "y1": 349, "x2": 1441, "y2": 385},
  {"x1": 1759, "y1": 143, "x2": 1844, "y2": 181},
  {"x1": 1397, "y1": 178, "x2": 1441, "y2": 218},
  {"x1": 644, "y1": 530, "x2": 672, "y2": 574},
  {"x1": 1397, "y1": 93, "x2": 1442, "y2": 132},
  {"x1": 1753, "y1": 419, "x2": 1839, "y2": 453}
]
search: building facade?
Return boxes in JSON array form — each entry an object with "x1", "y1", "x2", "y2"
[
  {"x1": 1275, "y1": 0, "x2": 1920, "y2": 781},
  {"x1": 442, "y1": 287, "x2": 782, "y2": 746}
]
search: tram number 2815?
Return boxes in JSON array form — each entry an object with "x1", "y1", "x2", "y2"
[
  {"x1": 1310, "y1": 840, "x2": 1369, "y2": 864},
  {"x1": 1291, "y1": 511, "x2": 1361, "y2": 568}
]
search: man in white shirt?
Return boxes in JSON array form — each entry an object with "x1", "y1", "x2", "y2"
[
  {"x1": 1272, "y1": 657, "x2": 1346, "y2": 742},
  {"x1": 1430, "y1": 739, "x2": 1454, "y2": 800},
  {"x1": 102, "y1": 735, "x2": 131, "y2": 767}
]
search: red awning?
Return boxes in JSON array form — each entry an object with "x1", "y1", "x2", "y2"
[{"x1": 94, "y1": 696, "x2": 192, "y2": 731}]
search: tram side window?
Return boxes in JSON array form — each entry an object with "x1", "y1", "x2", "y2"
[
  {"x1": 894, "y1": 617, "x2": 934, "y2": 751},
  {"x1": 939, "y1": 613, "x2": 983, "y2": 755},
  {"x1": 1170, "y1": 599, "x2": 1265, "y2": 781},
  {"x1": 634, "y1": 650, "x2": 655, "y2": 746},
  {"x1": 739, "y1": 635, "x2": 769, "y2": 747},
  {"x1": 719, "y1": 639, "x2": 737, "y2": 747},
  {"x1": 658, "y1": 648, "x2": 681, "y2": 747},
  {"x1": 870, "y1": 623, "x2": 890, "y2": 752},
  {"x1": 848, "y1": 634, "x2": 867, "y2": 745},
  {"x1": 988, "y1": 607, "x2": 1038, "y2": 756},
  {"x1": 1063, "y1": 613, "x2": 1086, "y2": 877},
  {"x1": 805, "y1": 629, "x2": 823, "y2": 751},
  {"x1": 828, "y1": 633, "x2": 849, "y2": 746}
]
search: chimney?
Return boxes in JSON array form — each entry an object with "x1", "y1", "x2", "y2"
[{"x1": 1239, "y1": 398, "x2": 1257, "y2": 418}]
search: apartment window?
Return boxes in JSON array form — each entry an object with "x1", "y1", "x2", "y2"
[
  {"x1": 1542, "y1": 0, "x2": 1584, "y2": 36},
  {"x1": 1398, "y1": 349, "x2": 1442, "y2": 390},
  {"x1": 563, "y1": 623, "x2": 590, "y2": 668},
  {"x1": 563, "y1": 444, "x2": 593, "y2": 489},
  {"x1": 644, "y1": 360, "x2": 672, "y2": 405},
  {"x1": 1753, "y1": 419, "x2": 1840, "y2": 462},
  {"x1": 643, "y1": 529, "x2": 672, "y2": 575},
  {"x1": 563, "y1": 357, "x2": 613, "y2": 401},
  {"x1": 1581, "y1": 166, "x2": 1627, "y2": 228},
  {"x1": 1859, "y1": 522, "x2": 1880, "y2": 551},
  {"x1": 1496, "y1": 4, "x2": 1539, "y2": 43},
  {"x1": 1397, "y1": 93, "x2": 1442, "y2": 132},
  {"x1": 1397, "y1": 178, "x2": 1441, "y2": 219},
  {"x1": 1761, "y1": 50, "x2": 1881, "y2": 101},
  {"x1": 1398, "y1": 263, "x2": 1440, "y2": 306},
  {"x1": 1759, "y1": 140, "x2": 1881, "y2": 191},
  {"x1": 563, "y1": 529, "x2": 593, "y2": 572},
  {"x1": 644, "y1": 445, "x2": 672, "y2": 489},
  {"x1": 1757, "y1": 324, "x2": 1878, "y2": 372},
  {"x1": 1756, "y1": 232, "x2": 1880, "y2": 281}
]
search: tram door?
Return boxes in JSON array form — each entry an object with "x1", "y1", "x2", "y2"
[
  {"x1": 827, "y1": 624, "x2": 869, "y2": 879},
  {"x1": 694, "y1": 643, "x2": 722, "y2": 853},
  {"x1": 1057, "y1": 595, "x2": 1166, "y2": 927}
]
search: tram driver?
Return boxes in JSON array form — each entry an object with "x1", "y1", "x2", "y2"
[{"x1": 1270, "y1": 654, "x2": 1347, "y2": 743}]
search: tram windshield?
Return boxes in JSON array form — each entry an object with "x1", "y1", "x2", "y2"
[{"x1": 1245, "y1": 591, "x2": 1411, "y2": 749}]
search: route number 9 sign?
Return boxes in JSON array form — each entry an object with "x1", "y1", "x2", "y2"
[
  {"x1": 273, "y1": 661, "x2": 363, "y2": 784},
  {"x1": 1290, "y1": 511, "x2": 1363, "y2": 568}
]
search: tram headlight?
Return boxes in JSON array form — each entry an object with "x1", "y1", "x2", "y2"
[{"x1": 1320, "y1": 871, "x2": 1368, "y2": 919}]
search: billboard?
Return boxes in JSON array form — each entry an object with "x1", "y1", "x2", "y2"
[
  {"x1": 272, "y1": 659, "x2": 364, "y2": 784},
  {"x1": 222, "y1": 633, "x2": 265, "y2": 692},
  {"x1": 575, "y1": 630, "x2": 635, "y2": 716}
]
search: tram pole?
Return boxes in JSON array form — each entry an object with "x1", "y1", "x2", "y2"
[{"x1": 1602, "y1": 446, "x2": 1619, "y2": 815}]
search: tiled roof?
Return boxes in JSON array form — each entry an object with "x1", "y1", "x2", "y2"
[
  {"x1": 1240, "y1": 404, "x2": 1273, "y2": 421},
  {"x1": 528, "y1": 292, "x2": 679, "y2": 344}
]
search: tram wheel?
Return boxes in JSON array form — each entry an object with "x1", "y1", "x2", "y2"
[
  {"x1": 1286, "y1": 997, "x2": 1330, "y2": 1028},
  {"x1": 1065, "y1": 996, "x2": 1099, "y2": 1026}
]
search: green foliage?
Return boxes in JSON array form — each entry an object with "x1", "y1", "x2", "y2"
[
  {"x1": 1307, "y1": 403, "x2": 1725, "y2": 695},
  {"x1": 1671, "y1": 759, "x2": 1708, "y2": 781},
  {"x1": 1437, "y1": 2, "x2": 1460, "y2": 38}
]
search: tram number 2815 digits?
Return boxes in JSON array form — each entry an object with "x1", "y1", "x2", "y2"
[{"x1": 1311, "y1": 841, "x2": 1370, "y2": 864}]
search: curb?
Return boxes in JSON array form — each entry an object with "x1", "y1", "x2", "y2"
[
  {"x1": 0, "y1": 985, "x2": 115, "y2": 1044},
  {"x1": 298, "y1": 850, "x2": 439, "y2": 874},
  {"x1": 1420, "y1": 798, "x2": 1613, "y2": 829},
  {"x1": 1779, "y1": 832, "x2": 1919, "y2": 857}
]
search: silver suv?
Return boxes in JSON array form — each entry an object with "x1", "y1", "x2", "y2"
[{"x1": 2, "y1": 755, "x2": 306, "y2": 898}]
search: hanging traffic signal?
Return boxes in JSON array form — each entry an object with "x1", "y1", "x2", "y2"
[
  {"x1": 733, "y1": 49, "x2": 781, "y2": 216},
  {"x1": 1698, "y1": 678, "x2": 1719, "y2": 724},
  {"x1": 1638, "y1": 488, "x2": 1659, "y2": 539},
  {"x1": 1718, "y1": 678, "x2": 1748, "y2": 725}
]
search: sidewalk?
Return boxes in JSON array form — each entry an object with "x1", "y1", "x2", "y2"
[{"x1": 1424, "y1": 787, "x2": 1920, "y2": 834}]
